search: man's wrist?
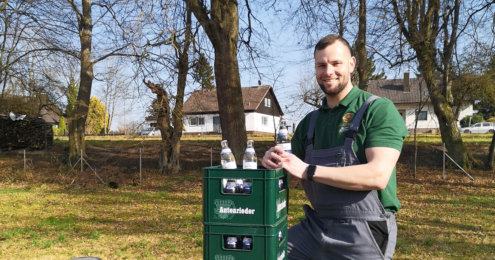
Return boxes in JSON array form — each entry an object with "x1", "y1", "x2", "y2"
[{"x1": 307, "y1": 164, "x2": 317, "y2": 181}]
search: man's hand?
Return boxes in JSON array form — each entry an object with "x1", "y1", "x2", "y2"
[
  {"x1": 278, "y1": 152, "x2": 308, "y2": 179},
  {"x1": 261, "y1": 146, "x2": 285, "y2": 169}
]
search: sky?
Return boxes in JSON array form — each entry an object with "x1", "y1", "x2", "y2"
[{"x1": 101, "y1": 1, "x2": 412, "y2": 132}]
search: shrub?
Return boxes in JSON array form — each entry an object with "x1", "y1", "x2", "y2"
[{"x1": 460, "y1": 114, "x2": 483, "y2": 127}]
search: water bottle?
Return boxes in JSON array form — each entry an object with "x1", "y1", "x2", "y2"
[
  {"x1": 242, "y1": 237, "x2": 253, "y2": 250},
  {"x1": 221, "y1": 140, "x2": 237, "y2": 169},
  {"x1": 224, "y1": 179, "x2": 237, "y2": 193},
  {"x1": 235, "y1": 179, "x2": 244, "y2": 193},
  {"x1": 243, "y1": 140, "x2": 257, "y2": 169},
  {"x1": 225, "y1": 236, "x2": 238, "y2": 249},
  {"x1": 277, "y1": 119, "x2": 291, "y2": 153},
  {"x1": 243, "y1": 179, "x2": 252, "y2": 194}
]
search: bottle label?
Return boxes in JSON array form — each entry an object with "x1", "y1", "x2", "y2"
[
  {"x1": 277, "y1": 143, "x2": 292, "y2": 153},
  {"x1": 243, "y1": 162, "x2": 257, "y2": 169},
  {"x1": 244, "y1": 148, "x2": 255, "y2": 155},
  {"x1": 223, "y1": 161, "x2": 237, "y2": 169},
  {"x1": 278, "y1": 129, "x2": 288, "y2": 136},
  {"x1": 221, "y1": 148, "x2": 233, "y2": 156}
]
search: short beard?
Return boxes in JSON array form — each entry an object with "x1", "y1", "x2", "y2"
[{"x1": 319, "y1": 81, "x2": 347, "y2": 96}]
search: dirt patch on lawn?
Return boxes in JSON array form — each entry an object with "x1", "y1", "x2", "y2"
[{"x1": 0, "y1": 141, "x2": 493, "y2": 190}]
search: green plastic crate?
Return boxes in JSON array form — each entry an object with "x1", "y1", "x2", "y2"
[
  {"x1": 203, "y1": 217, "x2": 288, "y2": 260},
  {"x1": 203, "y1": 166, "x2": 289, "y2": 226}
]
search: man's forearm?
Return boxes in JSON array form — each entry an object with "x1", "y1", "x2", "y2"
[{"x1": 297, "y1": 147, "x2": 400, "y2": 191}]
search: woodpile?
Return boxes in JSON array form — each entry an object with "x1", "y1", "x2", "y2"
[{"x1": 0, "y1": 114, "x2": 54, "y2": 151}]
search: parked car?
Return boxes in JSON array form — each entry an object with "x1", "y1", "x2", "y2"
[
  {"x1": 141, "y1": 127, "x2": 161, "y2": 136},
  {"x1": 459, "y1": 122, "x2": 495, "y2": 134}
]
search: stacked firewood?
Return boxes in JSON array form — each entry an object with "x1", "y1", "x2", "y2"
[{"x1": 0, "y1": 114, "x2": 54, "y2": 151}]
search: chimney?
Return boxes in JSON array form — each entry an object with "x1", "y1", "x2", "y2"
[{"x1": 403, "y1": 72, "x2": 410, "y2": 92}]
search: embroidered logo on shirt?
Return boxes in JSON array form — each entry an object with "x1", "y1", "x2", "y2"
[{"x1": 343, "y1": 113, "x2": 354, "y2": 123}]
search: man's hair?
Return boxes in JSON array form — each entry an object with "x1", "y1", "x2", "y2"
[{"x1": 314, "y1": 34, "x2": 352, "y2": 56}]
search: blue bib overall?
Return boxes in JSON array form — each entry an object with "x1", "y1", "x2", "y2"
[{"x1": 287, "y1": 96, "x2": 397, "y2": 260}]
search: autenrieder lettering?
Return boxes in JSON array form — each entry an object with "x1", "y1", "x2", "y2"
[{"x1": 219, "y1": 206, "x2": 256, "y2": 215}]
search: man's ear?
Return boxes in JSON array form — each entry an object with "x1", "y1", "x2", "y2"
[{"x1": 349, "y1": 57, "x2": 356, "y2": 73}]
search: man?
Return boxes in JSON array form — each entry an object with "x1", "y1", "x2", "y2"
[{"x1": 262, "y1": 34, "x2": 408, "y2": 260}]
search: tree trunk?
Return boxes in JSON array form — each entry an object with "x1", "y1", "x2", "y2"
[
  {"x1": 487, "y1": 132, "x2": 495, "y2": 170},
  {"x1": 417, "y1": 56, "x2": 472, "y2": 168},
  {"x1": 68, "y1": 117, "x2": 86, "y2": 162},
  {"x1": 68, "y1": 0, "x2": 93, "y2": 159},
  {"x1": 214, "y1": 46, "x2": 247, "y2": 162},
  {"x1": 187, "y1": 0, "x2": 247, "y2": 162},
  {"x1": 167, "y1": 4, "x2": 193, "y2": 174},
  {"x1": 355, "y1": 0, "x2": 367, "y2": 91},
  {"x1": 144, "y1": 80, "x2": 172, "y2": 174}
]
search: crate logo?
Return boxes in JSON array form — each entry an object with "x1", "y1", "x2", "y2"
[
  {"x1": 214, "y1": 199, "x2": 256, "y2": 220},
  {"x1": 215, "y1": 255, "x2": 235, "y2": 260},
  {"x1": 278, "y1": 250, "x2": 286, "y2": 260},
  {"x1": 277, "y1": 199, "x2": 287, "y2": 213},
  {"x1": 276, "y1": 199, "x2": 287, "y2": 218}
]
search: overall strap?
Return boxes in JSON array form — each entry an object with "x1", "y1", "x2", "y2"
[
  {"x1": 345, "y1": 95, "x2": 380, "y2": 140},
  {"x1": 306, "y1": 110, "x2": 320, "y2": 147}
]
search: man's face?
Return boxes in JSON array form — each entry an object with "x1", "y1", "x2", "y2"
[{"x1": 314, "y1": 41, "x2": 355, "y2": 96}]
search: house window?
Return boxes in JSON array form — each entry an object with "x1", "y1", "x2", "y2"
[
  {"x1": 190, "y1": 117, "x2": 205, "y2": 126},
  {"x1": 417, "y1": 111, "x2": 427, "y2": 121},
  {"x1": 264, "y1": 98, "x2": 271, "y2": 107},
  {"x1": 262, "y1": 116, "x2": 268, "y2": 126}
]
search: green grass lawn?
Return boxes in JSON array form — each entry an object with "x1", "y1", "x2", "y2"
[{"x1": 1, "y1": 174, "x2": 494, "y2": 259}]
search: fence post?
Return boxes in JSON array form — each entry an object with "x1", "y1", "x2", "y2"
[
  {"x1": 81, "y1": 149, "x2": 83, "y2": 173},
  {"x1": 443, "y1": 143, "x2": 445, "y2": 180},
  {"x1": 140, "y1": 148, "x2": 142, "y2": 184}
]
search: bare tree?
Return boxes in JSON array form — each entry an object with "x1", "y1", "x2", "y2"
[
  {"x1": 186, "y1": 0, "x2": 247, "y2": 161},
  {"x1": 31, "y1": 0, "x2": 147, "y2": 159},
  {"x1": 0, "y1": 1, "x2": 38, "y2": 112},
  {"x1": 385, "y1": 0, "x2": 495, "y2": 168},
  {"x1": 97, "y1": 60, "x2": 132, "y2": 135},
  {"x1": 136, "y1": 0, "x2": 196, "y2": 174}
]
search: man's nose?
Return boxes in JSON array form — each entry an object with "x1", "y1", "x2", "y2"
[{"x1": 324, "y1": 65, "x2": 334, "y2": 76}]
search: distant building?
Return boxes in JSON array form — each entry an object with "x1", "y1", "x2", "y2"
[
  {"x1": 182, "y1": 86, "x2": 284, "y2": 134},
  {"x1": 368, "y1": 73, "x2": 473, "y2": 133}
]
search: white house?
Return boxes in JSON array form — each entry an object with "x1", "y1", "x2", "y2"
[
  {"x1": 182, "y1": 85, "x2": 284, "y2": 134},
  {"x1": 367, "y1": 73, "x2": 473, "y2": 133}
]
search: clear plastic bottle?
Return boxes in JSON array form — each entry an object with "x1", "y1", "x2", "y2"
[
  {"x1": 221, "y1": 140, "x2": 237, "y2": 169},
  {"x1": 276, "y1": 119, "x2": 292, "y2": 153},
  {"x1": 243, "y1": 140, "x2": 257, "y2": 169}
]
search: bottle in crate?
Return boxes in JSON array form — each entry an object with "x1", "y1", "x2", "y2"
[
  {"x1": 242, "y1": 237, "x2": 253, "y2": 250},
  {"x1": 224, "y1": 179, "x2": 237, "y2": 193},
  {"x1": 277, "y1": 119, "x2": 291, "y2": 153},
  {"x1": 225, "y1": 236, "x2": 238, "y2": 249},
  {"x1": 243, "y1": 140, "x2": 257, "y2": 169},
  {"x1": 243, "y1": 179, "x2": 252, "y2": 194},
  {"x1": 221, "y1": 140, "x2": 237, "y2": 169}
]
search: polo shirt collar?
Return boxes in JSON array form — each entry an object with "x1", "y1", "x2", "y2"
[{"x1": 320, "y1": 86, "x2": 360, "y2": 110}]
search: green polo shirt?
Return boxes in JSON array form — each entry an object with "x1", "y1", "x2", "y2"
[{"x1": 292, "y1": 86, "x2": 408, "y2": 213}]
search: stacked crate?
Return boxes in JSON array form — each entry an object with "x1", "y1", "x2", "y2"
[{"x1": 203, "y1": 165, "x2": 289, "y2": 260}]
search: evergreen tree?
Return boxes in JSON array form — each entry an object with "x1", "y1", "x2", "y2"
[
  {"x1": 58, "y1": 117, "x2": 67, "y2": 135},
  {"x1": 85, "y1": 97, "x2": 109, "y2": 134},
  {"x1": 66, "y1": 79, "x2": 78, "y2": 117},
  {"x1": 193, "y1": 52, "x2": 215, "y2": 90}
]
